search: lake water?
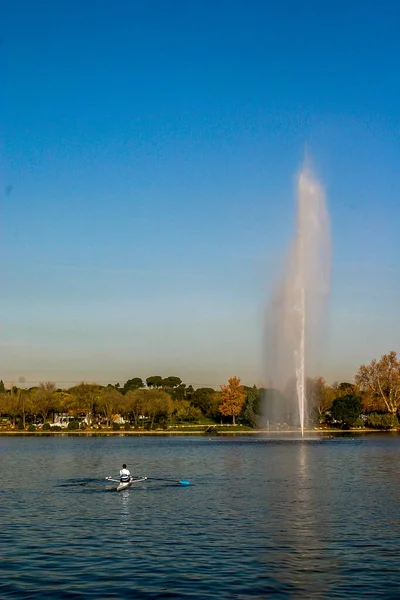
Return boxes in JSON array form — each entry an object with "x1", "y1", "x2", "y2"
[{"x1": 1, "y1": 434, "x2": 400, "y2": 598}]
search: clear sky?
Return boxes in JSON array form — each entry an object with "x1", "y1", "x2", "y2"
[{"x1": 2, "y1": 0, "x2": 400, "y2": 389}]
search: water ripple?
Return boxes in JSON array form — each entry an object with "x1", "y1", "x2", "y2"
[{"x1": 1, "y1": 435, "x2": 400, "y2": 597}]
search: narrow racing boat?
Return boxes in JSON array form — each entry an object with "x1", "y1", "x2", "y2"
[
  {"x1": 106, "y1": 476, "x2": 147, "y2": 492},
  {"x1": 116, "y1": 476, "x2": 147, "y2": 492}
]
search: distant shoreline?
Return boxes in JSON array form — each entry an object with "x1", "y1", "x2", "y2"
[{"x1": 0, "y1": 428, "x2": 398, "y2": 437}]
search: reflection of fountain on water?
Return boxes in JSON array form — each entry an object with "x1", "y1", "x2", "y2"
[{"x1": 265, "y1": 163, "x2": 330, "y2": 435}]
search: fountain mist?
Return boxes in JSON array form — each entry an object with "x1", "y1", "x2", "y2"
[{"x1": 265, "y1": 164, "x2": 330, "y2": 435}]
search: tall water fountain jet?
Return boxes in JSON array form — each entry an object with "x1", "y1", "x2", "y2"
[{"x1": 265, "y1": 163, "x2": 331, "y2": 436}]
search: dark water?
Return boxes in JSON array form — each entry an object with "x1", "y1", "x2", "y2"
[{"x1": 1, "y1": 434, "x2": 400, "y2": 598}]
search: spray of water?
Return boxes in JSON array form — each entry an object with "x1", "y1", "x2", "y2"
[{"x1": 265, "y1": 163, "x2": 330, "y2": 435}]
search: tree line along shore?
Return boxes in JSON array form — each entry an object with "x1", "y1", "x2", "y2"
[{"x1": 1, "y1": 351, "x2": 399, "y2": 432}]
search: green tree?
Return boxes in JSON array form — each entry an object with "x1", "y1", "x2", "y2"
[
  {"x1": 146, "y1": 376, "x2": 163, "y2": 388},
  {"x1": 219, "y1": 376, "x2": 246, "y2": 425},
  {"x1": 162, "y1": 376, "x2": 182, "y2": 389},
  {"x1": 173, "y1": 399, "x2": 201, "y2": 423},
  {"x1": 241, "y1": 386, "x2": 260, "y2": 428},
  {"x1": 331, "y1": 394, "x2": 361, "y2": 427},
  {"x1": 0, "y1": 380, "x2": 5, "y2": 393},
  {"x1": 122, "y1": 378, "x2": 144, "y2": 394},
  {"x1": 170, "y1": 383, "x2": 187, "y2": 401},
  {"x1": 185, "y1": 385, "x2": 195, "y2": 400},
  {"x1": 190, "y1": 387, "x2": 216, "y2": 415}
]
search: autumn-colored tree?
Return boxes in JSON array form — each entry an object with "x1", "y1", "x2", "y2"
[
  {"x1": 123, "y1": 389, "x2": 146, "y2": 427},
  {"x1": 2, "y1": 387, "x2": 20, "y2": 426},
  {"x1": 31, "y1": 382, "x2": 57, "y2": 423},
  {"x1": 337, "y1": 382, "x2": 356, "y2": 394},
  {"x1": 219, "y1": 376, "x2": 246, "y2": 425},
  {"x1": 308, "y1": 377, "x2": 335, "y2": 423},
  {"x1": 97, "y1": 386, "x2": 123, "y2": 427},
  {"x1": 68, "y1": 383, "x2": 102, "y2": 425},
  {"x1": 0, "y1": 392, "x2": 6, "y2": 415},
  {"x1": 18, "y1": 388, "x2": 33, "y2": 428},
  {"x1": 141, "y1": 389, "x2": 173, "y2": 429},
  {"x1": 54, "y1": 391, "x2": 74, "y2": 414},
  {"x1": 355, "y1": 351, "x2": 400, "y2": 415}
]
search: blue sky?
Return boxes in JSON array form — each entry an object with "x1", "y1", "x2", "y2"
[{"x1": 2, "y1": 0, "x2": 400, "y2": 388}]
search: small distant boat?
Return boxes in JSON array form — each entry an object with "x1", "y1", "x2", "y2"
[{"x1": 105, "y1": 476, "x2": 147, "y2": 492}]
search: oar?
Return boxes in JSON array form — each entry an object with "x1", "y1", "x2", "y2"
[{"x1": 144, "y1": 477, "x2": 190, "y2": 486}]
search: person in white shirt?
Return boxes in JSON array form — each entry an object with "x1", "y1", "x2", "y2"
[{"x1": 119, "y1": 464, "x2": 131, "y2": 483}]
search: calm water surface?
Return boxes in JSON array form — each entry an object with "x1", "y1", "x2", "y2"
[{"x1": 1, "y1": 434, "x2": 400, "y2": 598}]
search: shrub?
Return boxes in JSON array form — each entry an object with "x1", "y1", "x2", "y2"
[
  {"x1": 42, "y1": 423, "x2": 51, "y2": 431},
  {"x1": 352, "y1": 418, "x2": 365, "y2": 428},
  {"x1": 112, "y1": 422, "x2": 120, "y2": 431},
  {"x1": 366, "y1": 413, "x2": 398, "y2": 429},
  {"x1": 366, "y1": 413, "x2": 380, "y2": 428},
  {"x1": 51, "y1": 425, "x2": 62, "y2": 431},
  {"x1": 67, "y1": 420, "x2": 80, "y2": 430},
  {"x1": 381, "y1": 414, "x2": 398, "y2": 429},
  {"x1": 124, "y1": 423, "x2": 131, "y2": 431},
  {"x1": 28, "y1": 424, "x2": 36, "y2": 432}
]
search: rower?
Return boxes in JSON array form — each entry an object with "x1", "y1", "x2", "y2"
[{"x1": 119, "y1": 464, "x2": 131, "y2": 483}]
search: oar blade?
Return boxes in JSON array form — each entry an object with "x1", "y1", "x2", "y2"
[{"x1": 179, "y1": 480, "x2": 190, "y2": 486}]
